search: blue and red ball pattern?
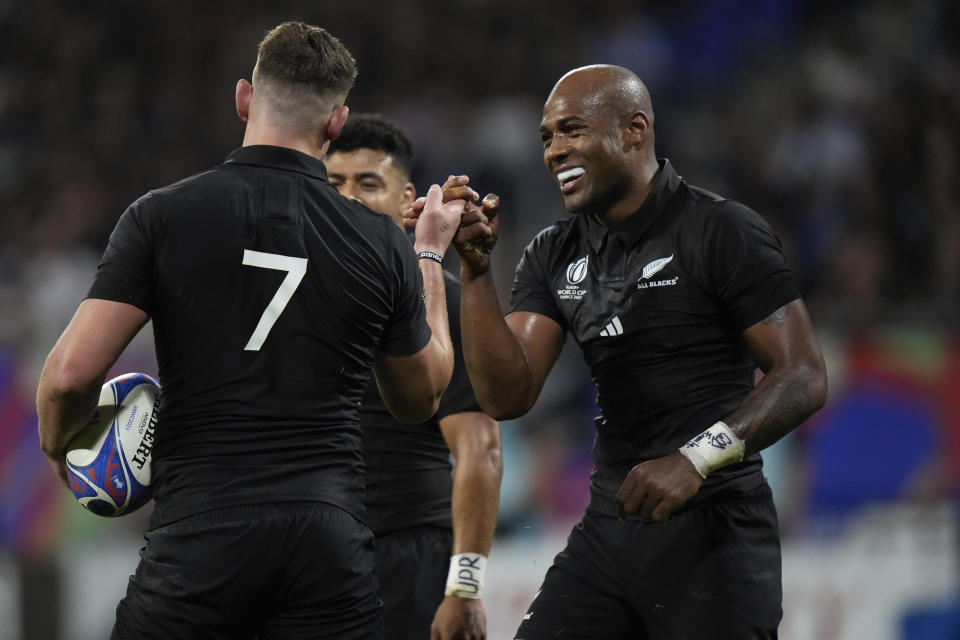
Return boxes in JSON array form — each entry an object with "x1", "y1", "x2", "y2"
[{"x1": 65, "y1": 373, "x2": 157, "y2": 517}]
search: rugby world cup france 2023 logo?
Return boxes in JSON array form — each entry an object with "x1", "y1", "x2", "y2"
[
  {"x1": 559, "y1": 256, "x2": 588, "y2": 301},
  {"x1": 567, "y1": 256, "x2": 588, "y2": 285}
]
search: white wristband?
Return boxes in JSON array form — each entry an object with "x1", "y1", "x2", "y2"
[
  {"x1": 678, "y1": 421, "x2": 745, "y2": 479},
  {"x1": 445, "y1": 552, "x2": 487, "y2": 599}
]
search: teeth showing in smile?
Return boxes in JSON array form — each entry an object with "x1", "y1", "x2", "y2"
[{"x1": 557, "y1": 167, "x2": 585, "y2": 184}]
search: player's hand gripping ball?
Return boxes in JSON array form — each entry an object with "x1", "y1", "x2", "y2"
[{"x1": 65, "y1": 373, "x2": 160, "y2": 517}]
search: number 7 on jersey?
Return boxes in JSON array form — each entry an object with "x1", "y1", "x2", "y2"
[{"x1": 242, "y1": 250, "x2": 308, "y2": 351}]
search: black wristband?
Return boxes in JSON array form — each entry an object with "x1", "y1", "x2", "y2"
[{"x1": 417, "y1": 251, "x2": 443, "y2": 264}]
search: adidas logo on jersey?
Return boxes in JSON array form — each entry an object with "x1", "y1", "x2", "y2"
[{"x1": 599, "y1": 316, "x2": 623, "y2": 337}]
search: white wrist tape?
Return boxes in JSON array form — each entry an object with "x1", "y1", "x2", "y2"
[
  {"x1": 445, "y1": 553, "x2": 487, "y2": 599},
  {"x1": 679, "y1": 421, "x2": 745, "y2": 479}
]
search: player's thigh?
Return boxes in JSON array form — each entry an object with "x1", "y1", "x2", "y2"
[
  {"x1": 514, "y1": 565, "x2": 641, "y2": 640},
  {"x1": 374, "y1": 527, "x2": 452, "y2": 640},
  {"x1": 516, "y1": 513, "x2": 643, "y2": 639},
  {"x1": 260, "y1": 504, "x2": 383, "y2": 640},
  {"x1": 640, "y1": 487, "x2": 782, "y2": 640},
  {"x1": 112, "y1": 509, "x2": 273, "y2": 640}
]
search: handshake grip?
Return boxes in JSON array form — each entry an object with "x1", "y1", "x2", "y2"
[
  {"x1": 406, "y1": 177, "x2": 501, "y2": 268},
  {"x1": 412, "y1": 183, "x2": 475, "y2": 255},
  {"x1": 458, "y1": 192, "x2": 501, "y2": 260}
]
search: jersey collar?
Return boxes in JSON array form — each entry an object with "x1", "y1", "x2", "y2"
[
  {"x1": 225, "y1": 145, "x2": 329, "y2": 181},
  {"x1": 584, "y1": 158, "x2": 681, "y2": 251}
]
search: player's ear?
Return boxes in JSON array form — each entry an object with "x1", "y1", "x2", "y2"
[
  {"x1": 623, "y1": 110, "x2": 650, "y2": 149},
  {"x1": 235, "y1": 79, "x2": 253, "y2": 123},
  {"x1": 401, "y1": 182, "x2": 416, "y2": 210},
  {"x1": 326, "y1": 105, "x2": 349, "y2": 142}
]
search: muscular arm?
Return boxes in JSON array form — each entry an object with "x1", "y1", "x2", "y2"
[
  {"x1": 724, "y1": 298, "x2": 828, "y2": 452},
  {"x1": 406, "y1": 186, "x2": 562, "y2": 420},
  {"x1": 374, "y1": 258, "x2": 453, "y2": 423},
  {"x1": 440, "y1": 410, "x2": 502, "y2": 557},
  {"x1": 459, "y1": 272, "x2": 565, "y2": 420},
  {"x1": 374, "y1": 184, "x2": 468, "y2": 423},
  {"x1": 37, "y1": 299, "x2": 149, "y2": 485},
  {"x1": 430, "y1": 411, "x2": 503, "y2": 639},
  {"x1": 617, "y1": 298, "x2": 827, "y2": 521}
]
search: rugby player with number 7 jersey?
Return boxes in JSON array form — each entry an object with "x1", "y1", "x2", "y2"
[{"x1": 37, "y1": 22, "x2": 470, "y2": 639}]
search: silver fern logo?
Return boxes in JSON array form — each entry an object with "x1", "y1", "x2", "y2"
[
  {"x1": 566, "y1": 256, "x2": 589, "y2": 284},
  {"x1": 637, "y1": 254, "x2": 678, "y2": 290},
  {"x1": 641, "y1": 254, "x2": 673, "y2": 279}
]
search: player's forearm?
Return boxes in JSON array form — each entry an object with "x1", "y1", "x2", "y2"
[
  {"x1": 438, "y1": 412, "x2": 501, "y2": 609},
  {"x1": 37, "y1": 299, "x2": 148, "y2": 457},
  {"x1": 459, "y1": 269, "x2": 536, "y2": 419},
  {"x1": 724, "y1": 359, "x2": 827, "y2": 456},
  {"x1": 373, "y1": 261, "x2": 453, "y2": 423},
  {"x1": 36, "y1": 361, "x2": 99, "y2": 459},
  {"x1": 450, "y1": 436, "x2": 502, "y2": 555},
  {"x1": 420, "y1": 259, "x2": 455, "y2": 400},
  {"x1": 373, "y1": 261, "x2": 452, "y2": 423},
  {"x1": 678, "y1": 302, "x2": 826, "y2": 479}
]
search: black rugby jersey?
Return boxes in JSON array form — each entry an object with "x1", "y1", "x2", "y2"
[
  {"x1": 87, "y1": 145, "x2": 432, "y2": 527},
  {"x1": 510, "y1": 159, "x2": 800, "y2": 516},
  {"x1": 362, "y1": 258, "x2": 480, "y2": 536}
]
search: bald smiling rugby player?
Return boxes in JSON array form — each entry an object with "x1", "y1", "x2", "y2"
[{"x1": 423, "y1": 65, "x2": 828, "y2": 639}]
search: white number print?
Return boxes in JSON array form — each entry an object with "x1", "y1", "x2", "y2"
[{"x1": 241, "y1": 250, "x2": 308, "y2": 351}]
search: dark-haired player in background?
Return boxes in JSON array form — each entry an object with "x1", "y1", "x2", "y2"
[
  {"x1": 435, "y1": 64, "x2": 828, "y2": 638},
  {"x1": 36, "y1": 22, "x2": 472, "y2": 639},
  {"x1": 327, "y1": 114, "x2": 502, "y2": 640}
]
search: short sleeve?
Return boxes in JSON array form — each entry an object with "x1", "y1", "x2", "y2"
[
  {"x1": 379, "y1": 226, "x2": 432, "y2": 355},
  {"x1": 705, "y1": 202, "x2": 800, "y2": 330},
  {"x1": 87, "y1": 197, "x2": 157, "y2": 314},
  {"x1": 436, "y1": 273, "x2": 481, "y2": 419},
  {"x1": 508, "y1": 231, "x2": 565, "y2": 327}
]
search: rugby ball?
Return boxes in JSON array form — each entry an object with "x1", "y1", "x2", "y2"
[{"x1": 65, "y1": 373, "x2": 160, "y2": 517}]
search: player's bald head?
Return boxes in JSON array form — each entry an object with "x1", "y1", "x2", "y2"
[
  {"x1": 546, "y1": 65, "x2": 653, "y2": 125},
  {"x1": 540, "y1": 65, "x2": 658, "y2": 217}
]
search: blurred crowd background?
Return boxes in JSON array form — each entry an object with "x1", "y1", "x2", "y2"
[{"x1": 1, "y1": 1, "x2": 958, "y2": 638}]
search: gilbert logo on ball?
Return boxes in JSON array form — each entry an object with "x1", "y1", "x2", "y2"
[{"x1": 65, "y1": 373, "x2": 160, "y2": 517}]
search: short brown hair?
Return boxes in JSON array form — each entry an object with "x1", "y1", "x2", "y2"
[{"x1": 254, "y1": 22, "x2": 357, "y2": 103}]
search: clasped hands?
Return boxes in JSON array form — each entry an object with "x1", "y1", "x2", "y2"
[{"x1": 404, "y1": 175, "x2": 500, "y2": 275}]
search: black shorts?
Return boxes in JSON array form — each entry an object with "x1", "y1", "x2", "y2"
[
  {"x1": 111, "y1": 501, "x2": 382, "y2": 640},
  {"x1": 374, "y1": 526, "x2": 452, "y2": 640},
  {"x1": 515, "y1": 484, "x2": 782, "y2": 640}
]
